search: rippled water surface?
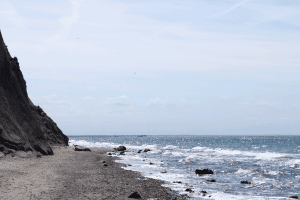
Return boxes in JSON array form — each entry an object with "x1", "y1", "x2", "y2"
[{"x1": 69, "y1": 135, "x2": 300, "y2": 199}]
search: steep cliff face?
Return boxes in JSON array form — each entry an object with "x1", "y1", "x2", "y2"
[{"x1": 0, "y1": 30, "x2": 68, "y2": 156}]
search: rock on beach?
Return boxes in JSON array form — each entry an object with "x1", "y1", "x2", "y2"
[
  {"x1": 206, "y1": 179, "x2": 216, "y2": 182},
  {"x1": 185, "y1": 188, "x2": 193, "y2": 192},
  {"x1": 74, "y1": 145, "x2": 91, "y2": 151},
  {"x1": 115, "y1": 146, "x2": 126, "y2": 151},
  {"x1": 289, "y1": 196, "x2": 298, "y2": 199},
  {"x1": 128, "y1": 192, "x2": 142, "y2": 198},
  {"x1": 195, "y1": 168, "x2": 214, "y2": 175},
  {"x1": 241, "y1": 180, "x2": 251, "y2": 184}
]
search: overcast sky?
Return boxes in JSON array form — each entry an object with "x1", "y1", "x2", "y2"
[{"x1": 1, "y1": 0, "x2": 300, "y2": 135}]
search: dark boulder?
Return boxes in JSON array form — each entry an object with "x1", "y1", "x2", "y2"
[
  {"x1": 195, "y1": 168, "x2": 214, "y2": 175},
  {"x1": 150, "y1": 162, "x2": 154, "y2": 165},
  {"x1": 185, "y1": 188, "x2": 193, "y2": 192},
  {"x1": 173, "y1": 181, "x2": 182, "y2": 183},
  {"x1": 200, "y1": 191, "x2": 207, "y2": 194},
  {"x1": 241, "y1": 180, "x2": 251, "y2": 184},
  {"x1": 128, "y1": 192, "x2": 141, "y2": 198},
  {"x1": 116, "y1": 146, "x2": 126, "y2": 151},
  {"x1": 206, "y1": 179, "x2": 216, "y2": 182},
  {"x1": 137, "y1": 150, "x2": 142, "y2": 153},
  {"x1": 289, "y1": 196, "x2": 298, "y2": 199},
  {"x1": 74, "y1": 145, "x2": 91, "y2": 151},
  {"x1": 0, "y1": 30, "x2": 68, "y2": 156},
  {"x1": 143, "y1": 149, "x2": 151, "y2": 153},
  {"x1": 103, "y1": 163, "x2": 108, "y2": 167},
  {"x1": 120, "y1": 151, "x2": 125, "y2": 155}
]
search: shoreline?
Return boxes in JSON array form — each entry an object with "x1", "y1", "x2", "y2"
[{"x1": 0, "y1": 146, "x2": 188, "y2": 200}]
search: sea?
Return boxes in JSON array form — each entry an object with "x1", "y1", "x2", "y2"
[{"x1": 68, "y1": 135, "x2": 300, "y2": 200}]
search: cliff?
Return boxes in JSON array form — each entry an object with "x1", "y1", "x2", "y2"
[{"x1": 0, "y1": 30, "x2": 68, "y2": 156}]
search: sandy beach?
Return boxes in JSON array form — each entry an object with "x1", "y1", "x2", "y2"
[{"x1": 0, "y1": 146, "x2": 188, "y2": 200}]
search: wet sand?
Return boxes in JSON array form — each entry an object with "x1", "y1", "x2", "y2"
[{"x1": 0, "y1": 146, "x2": 188, "y2": 200}]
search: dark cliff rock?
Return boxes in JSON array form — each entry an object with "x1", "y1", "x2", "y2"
[
  {"x1": 195, "y1": 168, "x2": 214, "y2": 175},
  {"x1": 0, "y1": 30, "x2": 68, "y2": 156}
]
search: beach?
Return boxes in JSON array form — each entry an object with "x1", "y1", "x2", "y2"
[{"x1": 0, "y1": 146, "x2": 187, "y2": 200}]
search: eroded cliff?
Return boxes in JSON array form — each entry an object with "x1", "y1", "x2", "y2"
[{"x1": 0, "y1": 30, "x2": 68, "y2": 156}]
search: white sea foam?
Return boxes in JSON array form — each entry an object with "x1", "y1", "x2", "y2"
[
  {"x1": 252, "y1": 176, "x2": 276, "y2": 185},
  {"x1": 69, "y1": 139, "x2": 119, "y2": 148},
  {"x1": 162, "y1": 150, "x2": 185, "y2": 157},
  {"x1": 162, "y1": 150, "x2": 172, "y2": 155},
  {"x1": 162, "y1": 145, "x2": 178, "y2": 150},
  {"x1": 191, "y1": 146, "x2": 292, "y2": 162},
  {"x1": 235, "y1": 168, "x2": 253, "y2": 175},
  {"x1": 285, "y1": 159, "x2": 300, "y2": 167},
  {"x1": 171, "y1": 151, "x2": 186, "y2": 157},
  {"x1": 194, "y1": 191, "x2": 286, "y2": 200},
  {"x1": 264, "y1": 170, "x2": 284, "y2": 176},
  {"x1": 192, "y1": 146, "x2": 207, "y2": 151}
]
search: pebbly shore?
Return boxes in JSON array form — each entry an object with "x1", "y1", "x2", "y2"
[{"x1": 0, "y1": 146, "x2": 188, "y2": 200}]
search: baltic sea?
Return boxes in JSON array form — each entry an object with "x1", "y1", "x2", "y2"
[{"x1": 69, "y1": 135, "x2": 300, "y2": 199}]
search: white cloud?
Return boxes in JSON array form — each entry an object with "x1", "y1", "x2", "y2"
[
  {"x1": 3, "y1": 0, "x2": 299, "y2": 73},
  {"x1": 220, "y1": 96, "x2": 235, "y2": 100},
  {"x1": 248, "y1": 117, "x2": 257, "y2": 120},
  {"x1": 46, "y1": 0, "x2": 83, "y2": 44},
  {"x1": 145, "y1": 98, "x2": 172, "y2": 107},
  {"x1": 240, "y1": 100, "x2": 278, "y2": 106},
  {"x1": 0, "y1": 0, "x2": 24, "y2": 27},
  {"x1": 256, "y1": 101, "x2": 277, "y2": 106},
  {"x1": 105, "y1": 95, "x2": 130, "y2": 106},
  {"x1": 211, "y1": 0, "x2": 251, "y2": 18},
  {"x1": 148, "y1": 98, "x2": 163, "y2": 104},
  {"x1": 19, "y1": 4, "x2": 67, "y2": 15},
  {"x1": 30, "y1": 94, "x2": 85, "y2": 117},
  {"x1": 280, "y1": 118, "x2": 289, "y2": 121},
  {"x1": 248, "y1": 3, "x2": 300, "y2": 22},
  {"x1": 107, "y1": 95, "x2": 128, "y2": 100},
  {"x1": 145, "y1": 98, "x2": 196, "y2": 107},
  {"x1": 42, "y1": 94, "x2": 58, "y2": 99},
  {"x1": 240, "y1": 101, "x2": 250, "y2": 105},
  {"x1": 83, "y1": 96, "x2": 93, "y2": 100}
]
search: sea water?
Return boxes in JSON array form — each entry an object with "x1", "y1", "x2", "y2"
[{"x1": 68, "y1": 135, "x2": 300, "y2": 199}]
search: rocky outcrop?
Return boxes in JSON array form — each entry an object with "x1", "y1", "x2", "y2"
[
  {"x1": 0, "y1": 30, "x2": 68, "y2": 156},
  {"x1": 185, "y1": 188, "x2": 193, "y2": 193},
  {"x1": 74, "y1": 145, "x2": 91, "y2": 151},
  {"x1": 115, "y1": 146, "x2": 126, "y2": 151},
  {"x1": 195, "y1": 168, "x2": 214, "y2": 175},
  {"x1": 206, "y1": 179, "x2": 216, "y2": 182},
  {"x1": 173, "y1": 181, "x2": 182, "y2": 183},
  {"x1": 240, "y1": 180, "x2": 251, "y2": 184},
  {"x1": 128, "y1": 192, "x2": 141, "y2": 199}
]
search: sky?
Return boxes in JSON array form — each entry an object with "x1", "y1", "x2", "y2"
[{"x1": 0, "y1": 0, "x2": 300, "y2": 135}]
